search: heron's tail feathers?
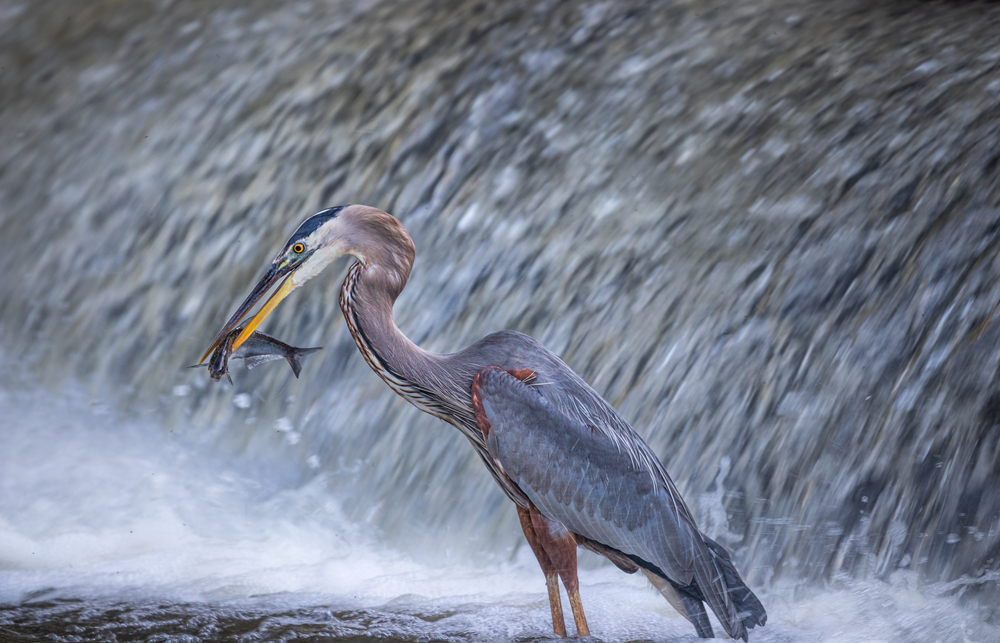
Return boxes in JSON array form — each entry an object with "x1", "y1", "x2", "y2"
[
  {"x1": 699, "y1": 535, "x2": 767, "y2": 641},
  {"x1": 640, "y1": 567, "x2": 715, "y2": 638}
]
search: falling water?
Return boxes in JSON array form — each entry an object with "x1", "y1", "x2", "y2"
[{"x1": 1, "y1": 0, "x2": 999, "y2": 640}]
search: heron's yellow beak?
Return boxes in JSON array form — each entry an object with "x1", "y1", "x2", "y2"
[
  {"x1": 198, "y1": 262, "x2": 298, "y2": 364},
  {"x1": 231, "y1": 277, "x2": 295, "y2": 350}
]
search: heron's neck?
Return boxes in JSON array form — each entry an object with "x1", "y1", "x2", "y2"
[{"x1": 339, "y1": 259, "x2": 455, "y2": 419}]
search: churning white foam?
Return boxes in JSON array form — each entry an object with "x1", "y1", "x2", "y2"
[{"x1": 0, "y1": 385, "x2": 997, "y2": 642}]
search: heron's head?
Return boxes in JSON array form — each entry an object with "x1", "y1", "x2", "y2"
[{"x1": 199, "y1": 204, "x2": 412, "y2": 363}]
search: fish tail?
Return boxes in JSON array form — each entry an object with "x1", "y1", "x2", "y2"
[
  {"x1": 286, "y1": 347, "x2": 321, "y2": 378},
  {"x1": 287, "y1": 354, "x2": 302, "y2": 378}
]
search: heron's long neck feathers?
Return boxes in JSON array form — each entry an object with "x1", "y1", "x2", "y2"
[
  {"x1": 339, "y1": 259, "x2": 477, "y2": 431},
  {"x1": 335, "y1": 210, "x2": 524, "y2": 507},
  {"x1": 340, "y1": 263, "x2": 528, "y2": 508}
]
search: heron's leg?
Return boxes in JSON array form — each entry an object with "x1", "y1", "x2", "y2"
[
  {"x1": 517, "y1": 506, "x2": 567, "y2": 637},
  {"x1": 528, "y1": 506, "x2": 590, "y2": 637}
]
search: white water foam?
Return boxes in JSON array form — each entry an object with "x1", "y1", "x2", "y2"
[{"x1": 1, "y1": 385, "x2": 997, "y2": 642}]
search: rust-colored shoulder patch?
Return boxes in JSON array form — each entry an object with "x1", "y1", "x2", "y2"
[
  {"x1": 471, "y1": 366, "x2": 504, "y2": 440},
  {"x1": 507, "y1": 368, "x2": 537, "y2": 383},
  {"x1": 472, "y1": 366, "x2": 537, "y2": 440}
]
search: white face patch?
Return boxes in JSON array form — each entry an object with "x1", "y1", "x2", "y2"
[
  {"x1": 291, "y1": 239, "x2": 345, "y2": 287},
  {"x1": 289, "y1": 218, "x2": 366, "y2": 288}
]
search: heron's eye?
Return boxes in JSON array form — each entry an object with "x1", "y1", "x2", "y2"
[{"x1": 292, "y1": 243, "x2": 305, "y2": 254}]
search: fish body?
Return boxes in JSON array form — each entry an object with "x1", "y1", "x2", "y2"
[
  {"x1": 193, "y1": 328, "x2": 321, "y2": 383},
  {"x1": 237, "y1": 330, "x2": 321, "y2": 377}
]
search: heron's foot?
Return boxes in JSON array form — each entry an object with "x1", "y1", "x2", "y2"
[
  {"x1": 546, "y1": 573, "x2": 567, "y2": 636},
  {"x1": 567, "y1": 586, "x2": 589, "y2": 637}
]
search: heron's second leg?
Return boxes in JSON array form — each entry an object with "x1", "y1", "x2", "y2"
[
  {"x1": 528, "y1": 506, "x2": 590, "y2": 637},
  {"x1": 641, "y1": 568, "x2": 714, "y2": 638},
  {"x1": 517, "y1": 505, "x2": 567, "y2": 636}
]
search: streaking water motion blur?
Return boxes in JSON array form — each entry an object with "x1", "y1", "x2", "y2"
[{"x1": 2, "y1": 0, "x2": 1000, "y2": 639}]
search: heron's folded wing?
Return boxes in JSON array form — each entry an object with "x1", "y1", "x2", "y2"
[{"x1": 475, "y1": 368, "x2": 701, "y2": 586}]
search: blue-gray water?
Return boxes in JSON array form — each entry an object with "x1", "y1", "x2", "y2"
[{"x1": 1, "y1": 0, "x2": 999, "y2": 640}]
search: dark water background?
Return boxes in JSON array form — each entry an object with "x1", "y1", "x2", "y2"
[{"x1": 1, "y1": 0, "x2": 1000, "y2": 640}]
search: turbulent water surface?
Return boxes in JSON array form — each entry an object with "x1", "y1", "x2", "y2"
[{"x1": 1, "y1": 0, "x2": 1000, "y2": 640}]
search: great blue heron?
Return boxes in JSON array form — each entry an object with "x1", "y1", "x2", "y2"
[{"x1": 200, "y1": 205, "x2": 767, "y2": 640}]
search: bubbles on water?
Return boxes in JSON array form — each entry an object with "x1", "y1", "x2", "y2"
[{"x1": 275, "y1": 417, "x2": 300, "y2": 444}]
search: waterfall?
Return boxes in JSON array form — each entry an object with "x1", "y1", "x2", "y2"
[{"x1": 2, "y1": 0, "x2": 998, "y2": 635}]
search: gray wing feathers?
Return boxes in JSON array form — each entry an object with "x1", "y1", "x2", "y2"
[
  {"x1": 478, "y1": 369, "x2": 696, "y2": 579},
  {"x1": 473, "y1": 333, "x2": 695, "y2": 525},
  {"x1": 476, "y1": 367, "x2": 747, "y2": 640}
]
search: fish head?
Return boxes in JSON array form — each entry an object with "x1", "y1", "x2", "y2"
[{"x1": 199, "y1": 205, "x2": 387, "y2": 363}]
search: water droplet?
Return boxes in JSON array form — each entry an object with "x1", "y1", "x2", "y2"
[
  {"x1": 233, "y1": 393, "x2": 251, "y2": 409},
  {"x1": 946, "y1": 533, "x2": 960, "y2": 544},
  {"x1": 172, "y1": 385, "x2": 191, "y2": 397}
]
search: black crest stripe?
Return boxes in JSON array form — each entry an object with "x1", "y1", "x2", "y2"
[{"x1": 286, "y1": 206, "x2": 345, "y2": 248}]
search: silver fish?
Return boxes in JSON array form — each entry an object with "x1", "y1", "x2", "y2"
[{"x1": 192, "y1": 327, "x2": 321, "y2": 384}]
